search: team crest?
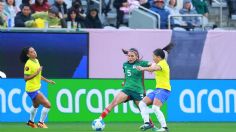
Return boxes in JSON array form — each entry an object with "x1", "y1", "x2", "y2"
[
  {"x1": 25, "y1": 66, "x2": 29, "y2": 71},
  {"x1": 133, "y1": 65, "x2": 136, "y2": 69}
]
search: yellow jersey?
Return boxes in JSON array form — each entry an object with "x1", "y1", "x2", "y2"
[
  {"x1": 155, "y1": 59, "x2": 171, "y2": 91},
  {"x1": 24, "y1": 59, "x2": 41, "y2": 92}
]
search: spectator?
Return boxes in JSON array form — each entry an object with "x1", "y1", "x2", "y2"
[
  {"x1": 51, "y1": 0, "x2": 67, "y2": 19},
  {"x1": 139, "y1": 0, "x2": 150, "y2": 9},
  {"x1": 103, "y1": 0, "x2": 111, "y2": 16},
  {"x1": 32, "y1": 6, "x2": 65, "y2": 28},
  {"x1": 113, "y1": 0, "x2": 128, "y2": 28},
  {"x1": 166, "y1": 0, "x2": 185, "y2": 28},
  {"x1": 3, "y1": 0, "x2": 20, "y2": 27},
  {"x1": 226, "y1": 0, "x2": 236, "y2": 18},
  {"x1": 120, "y1": 0, "x2": 140, "y2": 13},
  {"x1": 180, "y1": 0, "x2": 200, "y2": 30},
  {"x1": 150, "y1": 0, "x2": 170, "y2": 29},
  {"x1": 66, "y1": 8, "x2": 85, "y2": 28},
  {"x1": 68, "y1": 0, "x2": 86, "y2": 21},
  {"x1": 31, "y1": 0, "x2": 50, "y2": 12},
  {"x1": 15, "y1": 4, "x2": 34, "y2": 27},
  {"x1": 192, "y1": 0, "x2": 209, "y2": 17},
  {"x1": 84, "y1": 6, "x2": 103, "y2": 28},
  {"x1": 0, "y1": 0, "x2": 6, "y2": 26},
  {"x1": 20, "y1": 0, "x2": 33, "y2": 9}
]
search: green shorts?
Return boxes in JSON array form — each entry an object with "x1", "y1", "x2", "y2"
[{"x1": 121, "y1": 89, "x2": 144, "y2": 101}]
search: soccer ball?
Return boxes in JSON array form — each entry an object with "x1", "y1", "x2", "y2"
[{"x1": 91, "y1": 119, "x2": 105, "y2": 131}]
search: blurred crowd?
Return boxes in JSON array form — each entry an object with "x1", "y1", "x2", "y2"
[{"x1": 0, "y1": 0, "x2": 226, "y2": 30}]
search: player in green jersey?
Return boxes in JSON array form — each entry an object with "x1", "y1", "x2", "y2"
[{"x1": 98, "y1": 48, "x2": 153, "y2": 126}]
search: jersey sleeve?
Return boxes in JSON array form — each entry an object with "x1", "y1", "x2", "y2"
[
  {"x1": 140, "y1": 61, "x2": 150, "y2": 67},
  {"x1": 24, "y1": 63, "x2": 31, "y2": 75}
]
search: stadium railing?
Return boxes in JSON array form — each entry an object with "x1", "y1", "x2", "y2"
[
  {"x1": 137, "y1": 5, "x2": 161, "y2": 29},
  {"x1": 168, "y1": 14, "x2": 204, "y2": 30},
  {"x1": 212, "y1": 0, "x2": 224, "y2": 27}
]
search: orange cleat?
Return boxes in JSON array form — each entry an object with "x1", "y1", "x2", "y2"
[
  {"x1": 27, "y1": 120, "x2": 38, "y2": 128},
  {"x1": 37, "y1": 122, "x2": 48, "y2": 128}
]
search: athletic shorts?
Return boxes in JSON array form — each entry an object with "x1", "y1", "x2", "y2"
[
  {"x1": 121, "y1": 89, "x2": 144, "y2": 101},
  {"x1": 27, "y1": 90, "x2": 39, "y2": 100},
  {"x1": 147, "y1": 88, "x2": 171, "y2": 104}
]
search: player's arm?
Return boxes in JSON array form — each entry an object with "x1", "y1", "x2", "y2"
[
  {"x1": 24, "y1": 66, "x2": 42, "y2": 81},
  {"x1": 136, "y1": 64, "x2": 161, "y2": 72},
  {"x1": 141, "y1": 71, "x2": 146, "y2": 96},
  {"x1": 41, "y1": 76, "x2": 56, "y2": 84}
]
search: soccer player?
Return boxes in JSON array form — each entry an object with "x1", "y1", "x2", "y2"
[
  {"x1": 99, "y1": 48, "x2": 153, "y2": 126},
  {"x1": 137, "y1": 43, "x2": 173, "y2": 132},
  {"x1": 20, "y1": 47, "x2": 55, "y2": 128}
]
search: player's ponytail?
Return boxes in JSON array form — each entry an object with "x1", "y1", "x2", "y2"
[
  {"x1": 153, "y1": 42, "x2": 174, "y2": 59},
  {"x1": 122, "y1": 49, "x2": 128, "y2": 55},
  {"x1": 20, "y1": 47, "x2": 31, "y2": 63},
  {"x1": 162, "y1": 42, "x2": 174, "y2": 54}
]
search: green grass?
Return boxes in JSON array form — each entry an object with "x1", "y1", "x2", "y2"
[{"x1": 0, "y1": 122, "x2": 235, "y2": 132}]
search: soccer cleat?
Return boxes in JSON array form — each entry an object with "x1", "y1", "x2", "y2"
[
  {"x1": 140, "y1": 122, "x2": 153, "y2": 131},
  {"x1": 37, "y1": 122, "x2": 48, "y2": 128},
  {"x1": 27, "y1": 120, "x2": 38, "y2": 128}
]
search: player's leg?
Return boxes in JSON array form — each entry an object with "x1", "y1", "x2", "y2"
[
  {"x1": 34, "y1": 92, "x2": 51, "y2": 128},
  {"x1": 139, "y1": 92, "x2": 154, "y2": 131},
  {"x1": 99, "y1": 91, "x2": 128, "y2": 119},
  {"x1": 152, "y1": 89, "x2": 170, "y2": 132},
  {"x1": 27, "y1": 91, "x2": 40, "y2": 128},
  {"x1": 134, "y1": 100, "x2": 154, "y2": 128}
]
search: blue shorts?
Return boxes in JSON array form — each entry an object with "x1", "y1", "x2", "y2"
[
  {"x1": 27, "y1": 90, "x2": 39, "y2": 100},
  {"x1": 147, "y1": 88, "x2": 171, "y2": 104}
]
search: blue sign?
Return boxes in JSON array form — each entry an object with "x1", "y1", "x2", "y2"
[
  {"x1": 0, "y1": 79, "x2": 48, "y2": 122},
  {"x1": 0, "y1": 31, "x2": 89, "y2": 78},
  {"x1": 168, "y1": 80, "x2": 236, "y2": 122}
]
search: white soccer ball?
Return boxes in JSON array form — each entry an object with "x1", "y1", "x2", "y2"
[{"x1": 91, "y1": 119, "x2": 105, "y2": 131}]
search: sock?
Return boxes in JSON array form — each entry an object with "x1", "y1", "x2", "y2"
[
  {"x1": 139, "y1": 101, "x2": 150, "y2": 123},
  {"x1": 39, "y1": 107, "x2": 50, "y2": 123},
  {"x1": 152, "y1": 105, "x2": 167, "y2": 128},
  {"x1": 100, "y1": 108, "x2": 110, "y2": 119},
  {"x1": 29, "y1": 107, "x2": 38, "y2": 122}
]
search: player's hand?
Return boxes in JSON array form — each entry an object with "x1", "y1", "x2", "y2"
[
  {"x1": 136, "y1": 66, "x2": 144, "y2": 71},
  {"x1": 47, "y1": 80, "x2": 56, "y2": 85}
]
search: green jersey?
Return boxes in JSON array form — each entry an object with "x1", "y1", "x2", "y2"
[{"x1": 123, "y1": 60, "x2": 149, "y2": 94}]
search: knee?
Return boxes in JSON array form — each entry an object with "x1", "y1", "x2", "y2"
[
  {"x1": 139, "y1": 101, "x2": 146, "y2": 108},
  {"x1": 152, "y1": 105, "x2": 160, "y2": 112},
  {"x1": 45, "y1": 102, "x2": 51, "y2": 109},
  {"x1": 33, "y1": 102, "x2": 39, "y2": 108}
]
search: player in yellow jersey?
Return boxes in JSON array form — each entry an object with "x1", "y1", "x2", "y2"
[
  {"x1": 137, "y1": 43, "x2": 173, "y2": 132},
  {"x1": 20, "y1": 47, "x2": 55, "y2": 128}
]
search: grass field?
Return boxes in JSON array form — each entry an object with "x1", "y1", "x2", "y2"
[{"x1": 0, "y1": 122, "x2": 236, "y2": 132}]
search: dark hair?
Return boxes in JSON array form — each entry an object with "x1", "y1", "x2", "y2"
[
  {"x1": 72, "y1": 0, "x2": 81, "y2": 9},
  {"x1": 20, "y1": 47, "x2": 31, "y2": 63},
  {"x1": 6, "y1": 0, "x2": 16, "y2": 6},
  {"x1": 20, "y1": 3, "x2": 31, "y2": 10},
  {"x1": 153, "y1": 42, "x2": 174, "y2": 59},
  {"x1": 122, "y1": 48, "x2": 140, "y2": 60},
  {"x1": 35, "y1": 0, "x2": 48, "y2": 6},
  {"x1": 68, "y1": 8, "x2": 79, "y2": 20},
  {"x1": 169, "y1": 0, "x2": 177, "y2": 7}
]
